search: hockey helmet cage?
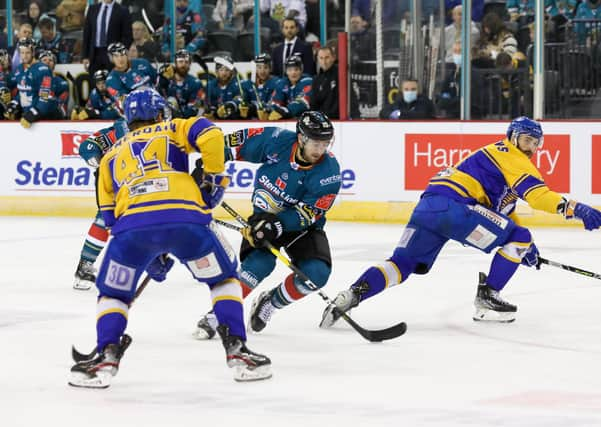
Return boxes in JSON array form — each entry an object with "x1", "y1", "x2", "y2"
[
  {"x1": 94, "y1": 69, "x2": 109, "y2": 83},
  {"x1": 285, "y1": 54, "x2": 303, "y2": 70},
  {"x1": 254, "y1": 53, "x2": 272, "y2": 65},
  {"x1": 506, "y1": 116, "x2": 543, "y2": 146},
  {"x1": 108, "y1": 42, "x2": 127, "y2": 56},
  {"x1": 38, "y1": 50, "x2": 56, "y2": 63},
  {"x1": 214, "y1": 55, "x2": 235, "y2": 71},
  {"x1": 175, "y1": 49, "x2": 191, "y2": 62},
  {"x1": 297, "y1": 111, "x2": 334, "y2": 141},
  {"x1": 17, "y1": 37, "x2": 36, "y2": 51}
]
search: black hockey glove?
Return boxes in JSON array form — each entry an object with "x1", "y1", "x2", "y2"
[
  {"x1": 146, "y1": 254, "x2": 174, "y2": 282},
  {"x1": 242, "y1": 212, "x2": 283, "y2": 248}
]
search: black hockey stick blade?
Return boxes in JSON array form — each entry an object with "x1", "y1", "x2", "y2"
[
  {"x1": 338, "y1": 309, "x2": 407, "y2": 342},
  {"x1": 538, "y1": 257, "x2": 601, "y2": 280},
  {"x1": 72, "y1": 334, "x2": 133, "y2": 363}
]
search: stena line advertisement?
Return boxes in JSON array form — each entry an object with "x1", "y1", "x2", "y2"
[{"x1": 1, "y1": 120, "x2": 600, "y2": 207}]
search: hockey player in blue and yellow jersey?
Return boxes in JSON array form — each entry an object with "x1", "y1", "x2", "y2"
[
  {"x1": 195, "y1": 111, "x2": 342, "y2": 337},
  {"x1": 105, "y1": 42, "x2": 157, "y2": 100},
  {"x1": 73, "y1": 117, "x2": 129, "y2": 291},
  {"x1": 68, "y1": 88, "x2": 271, "y2": 389},
  {"x1": 321, "y1": 117, "x2": 601, "y2": 326}
]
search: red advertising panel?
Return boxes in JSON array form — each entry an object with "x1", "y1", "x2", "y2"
[
  {"x1": 61, "y1": 131, "x2": 93, "y2": 158},
  {"x1": 405, "y1": 134, "x2": 570, "y2": 192},
  {"x1": 593, "y1": 136, "x2": 601, "y2": 194}
]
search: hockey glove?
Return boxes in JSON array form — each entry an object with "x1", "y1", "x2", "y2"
[
  {"x1": 146, "y1": 254, "x2": 174, "y2": 283},
  {"x1": 77, "y1": 109, "x2": 90, "y2": 120},
  {"x1": 0, "y1": 88, "x2": 11, "y2": 105},
  {"x1": 70, "y1": 108, "x2": 81, "y2": 121},
  {"x1": 242, "y1": 212, "x2": 283, "y2": 248},
  {"x1": 4, "y1": 100, "x2": 21, "y2": 120},
  {"x1": 560, "y1": 199, "x2": 601, "y2": 231},
  {"x1": 21, "y1": 108, "x2": 39, "y2": 128},
  {"x1": 521, "y1": 243, "x2": 540, "y2": 269},
  {"x1": 200, "y1": 173, "x2": 232, "y2": 209},
  {"x1": 159, "y1": 63, "x2": 175, "y2": 80},
  {"x1": 239, "y1": 102, "x2": 249, "y2": 119},
  {"x1": 216, "y1": 104, "x2": 227, "y2": 118},
  {"x1": 257, "y1": 108, "x2": 269, "y2": 121}
]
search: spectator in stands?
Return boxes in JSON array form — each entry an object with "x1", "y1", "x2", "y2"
[
  {"x1": 445, "y1": 5, "x2": 480, "y2": 63},
  {"x1": 157, "y1": 49, "x2": 205, "y2": 118},
  {"x1": 25, "y1": 1, "x2": 43, "y2": 40},
  {"x1": 254, "y1": 0, "x2": 307, "y2": 42},
  {"x1": 349, "y1": 13, "x2": 374, "y2": 62},
  {"x1": 82, "y1": 0, "x2": 133, "y2": 75},
  {"x1": 72, "y1": 68, "x2": 122, "y2": 120},
  {"x1": 130, "y1": 21, "x2": 159, "y2": 62},
  {"x1": 437, "y1": 41, "x2": 462, "y2": 118},
  {"x1": 240, "y1": 53, "x2": 278, "y2": 120},
  {"x1": 446, "y1": 0, "x2": 484, "y2": 23},
  {"x1": 211, "y1": 0, "x2": 254, "y2": 32},
  {"x1": 56, "y1": 0, "x2": 87, "y2": 33},
  {"x1": 472, "y1": 12, "x2": 518, "y2": 68},
  {"x1": 10, "y1": 23, "x2": 33, "y2": 73},
  {"x1": 205, "y1": 54, "x2": 244, "y2": 120},
  {"x1": 573, "y1": 0, "x2": 601, "y2": 43},
  {"x1": 161, "y1": 0, "x2": 206, "y2": 61},
  {"x1": 267, "y1": 54, "x2": 312, "y2": 120},
  {"x1": 380, "y1": 78, "x2": 435, "y2": 120},
  {"x1": 271, "y1": 17, "x2": 315, "y2": 77}
]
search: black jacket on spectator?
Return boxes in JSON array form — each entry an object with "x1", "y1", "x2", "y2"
[
  {"x1": 83, "y1": 2, "x2": 133, "y2": 74},
  {"x1": 271, "y1": 39, "x2": 315, "y2": 77},
  {"x1": 379, "y1": 94, "x2": 435, "y2": 120},
  {"x1": 310, "y1": 64, "x2": 360, "y2": 119}
]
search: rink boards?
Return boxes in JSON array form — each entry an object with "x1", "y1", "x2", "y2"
[{"x1": 1, "y1": 120, "x2": 600, "y2": 226}]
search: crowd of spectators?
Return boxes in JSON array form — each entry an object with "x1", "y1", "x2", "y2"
[{"x1": 0, "y1": 1, "x2": 599, "y2": 124}]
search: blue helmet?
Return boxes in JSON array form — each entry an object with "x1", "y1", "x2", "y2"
[
  {"x1": 123, "y1": 89, "x2": 167, "y2": 124},
  {"x1": 506, "y1": 116, "x2": 543, "y2": 142}
]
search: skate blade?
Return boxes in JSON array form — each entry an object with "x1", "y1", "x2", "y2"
[
  {"x1": 233, "y1": 365, "x2": 272, "y2": 382},
  {"x1": 68, "y1": 371, "x2": 111, "y2": 389},
  {"x1": 319, "y1": 305, "x2": 338, "y2": 329},
  {"x1": 473, "y1": 308, "x2": 516, "y2": 323}
]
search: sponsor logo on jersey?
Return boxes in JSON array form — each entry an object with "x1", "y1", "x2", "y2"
[
  {"x1": 247, "y1": 127, "x2": 264, "y2": 138},
  {"x1": 129, "y1": 178, "x2": 169, "y2": 197},
  {"x1": 315, "y1": 194, "x2": 336, "y2": 210},
  {"x1": 275, "y1": 177, "x2": 286, "y2": 190},
  {"x1": 319, "y1": 174, "x2": 342, "y2": 186}
]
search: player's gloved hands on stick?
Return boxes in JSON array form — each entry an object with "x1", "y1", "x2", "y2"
[
  {"x1": 521, "y1": 243, "x2": 540, "y2": 269},
  {"x1": 574, "y1": 203, "x2": 601, "y2": 231},
  {"x1": 146, "y1": 254, "x2": 174, "y2": 282},
  {"x1": 242, "y1": 212, "x2": 283, "y2": 248},
  {"x1": 200, "y1": 173, "x2": 231, "y2": 208}
]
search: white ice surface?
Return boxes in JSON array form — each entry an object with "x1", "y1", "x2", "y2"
[{"x1": 1, "y1": 217, "x2": 601, "y2": 427}]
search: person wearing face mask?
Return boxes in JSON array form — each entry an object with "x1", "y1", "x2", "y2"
[{"x1": 379, "y1": 78, "x2": 435, "y2": 120}]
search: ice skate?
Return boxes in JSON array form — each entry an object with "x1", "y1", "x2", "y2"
[
  {"x1": 473, "y1": 272, "x2": 517, "y2": 323},
  {"x1": 193, "y1": 310, "x2": 217, "y2": 340},
  {"x1": 319, "y1": 282, "x2": 367, "y2": 328},
  {"x1": 74, "y1": 259, "x2": 96, "y2": 290},
  {"x1": 217, "y1": 324, "x2": 272, "y2": 382},
  {"x1": 249, "y1": 290, "x2": 276, "y2": 333},
  {"x1": 68, "y1": 336, "x2": 130, "y2": 389}
]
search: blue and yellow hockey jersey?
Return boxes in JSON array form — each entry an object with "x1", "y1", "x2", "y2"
[
  {"x1": 98, "y1": 117, "x2": 224, "y2": 234},
  {"x1": 425, "y1": 138, "x2": 563, "y2": 218}
]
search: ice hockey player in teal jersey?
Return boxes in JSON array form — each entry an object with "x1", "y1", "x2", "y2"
[
  {"x1": 68, "y1": 88, "x2": 271, "y2": 389},
  {"x1": 194, "y1": 111, "x2": 341, "y2": 338},
  {"x1": 73, "y1": 118, "x2": 128, "y2": 290},
  {"x1": 319, "y1": 116, "x2": 601, "y2": 327}
]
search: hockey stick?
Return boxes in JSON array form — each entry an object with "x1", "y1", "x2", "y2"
[
  {"x1": 71, "y1": 273, "x2": 152, "y2": 363},
  {"x1": 538, "y1": 257, "x2": 601, "y2": 280},
  {"x1": 66, "y1": 71, "x2": 81, "y2": 108},
  {"x1": 219, "y1": 202, "x2": 407, "y2": 342}
]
